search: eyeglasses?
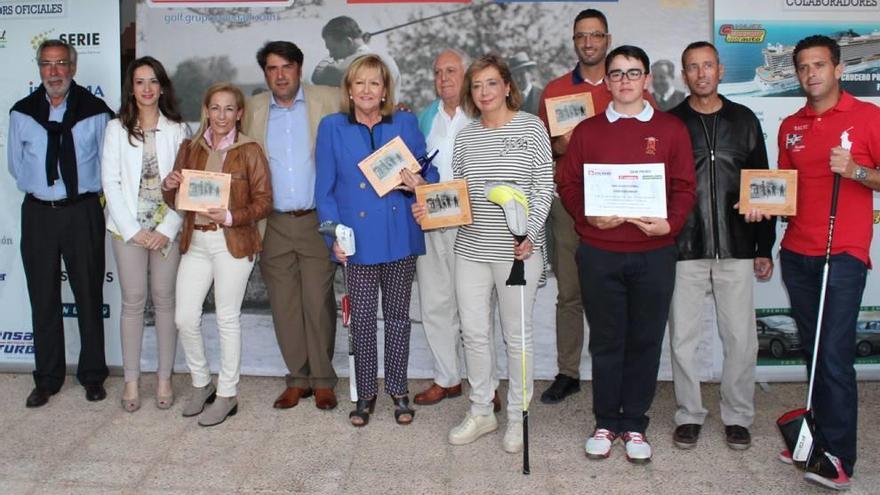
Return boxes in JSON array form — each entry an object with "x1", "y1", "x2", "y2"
[
  {"x1": 38, "y1": 60, "x2": 72, "y2": 70},
  {"x1": 607, "y1": 68, "x2": 645, "y2": 82},
  {"x1": 572, "y1": 31, "x2": 609, "y2": 42}
]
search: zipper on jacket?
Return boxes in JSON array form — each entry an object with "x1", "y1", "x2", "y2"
[{"x1": 698, "y1": 114, "x2": 720, "y2": 259}]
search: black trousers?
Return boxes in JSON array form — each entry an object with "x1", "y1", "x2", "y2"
[
  {"x1": 21, "y1": 194, "x2": 108, "y2": 392},
  {"x1": 577, "y1": 243, "x2": 676, "y2": 434}
]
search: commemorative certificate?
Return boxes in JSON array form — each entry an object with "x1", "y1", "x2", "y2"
[
  {"x1": 545, "y1": 92, "x2": 595, "y2": 137},
  {"x1": 583, "y1": 163, "x2": 667, "y2": 218},
  {"x1": 176, "y1": 169, "x2": 231, "y2": 213}
]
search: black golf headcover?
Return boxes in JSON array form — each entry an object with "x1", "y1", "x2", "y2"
[{"x1": 506, "y1": 234, "x2": 528, "y2": 286}]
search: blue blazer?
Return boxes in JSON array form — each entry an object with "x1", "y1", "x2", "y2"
[{"x1": 315, "y1": 111, "x2": 437, "y2": 265}]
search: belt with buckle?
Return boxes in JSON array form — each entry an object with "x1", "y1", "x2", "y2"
[
  {"x1": 277, "y1": 208, "x2": 315, "y2": 217},
  {"x1": 26, "y1": 192, "x2": 98, "y2": 208},
  {"x1": 193, "y1": 223, "x2": 219, "y2": 232}
]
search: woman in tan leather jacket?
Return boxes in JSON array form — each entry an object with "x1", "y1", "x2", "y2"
[{"x1": 161, "y1": 82, "x2": 272, "y2": 427}]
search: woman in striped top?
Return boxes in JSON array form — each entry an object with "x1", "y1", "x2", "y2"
[{"x1": 420, "y1": 54, "x2": 553, "y2": 454}]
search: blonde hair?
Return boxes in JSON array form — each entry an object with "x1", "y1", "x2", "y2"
[
  {"x1": 341, "y1": 54, "x2": 395, "y2": 116},
  {"x1": 190, "y1": 82, "x2": 246, "y2": 150},
  {"x1": 460, "y1": 53, "x2": 522, "y2": 119}
]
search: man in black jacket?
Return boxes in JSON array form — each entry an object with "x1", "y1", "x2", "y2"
[{"x1": 667, "y1": 41, "x2": 775, "y2": 450}]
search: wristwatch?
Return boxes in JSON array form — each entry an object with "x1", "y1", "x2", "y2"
[{"x1": 853, "y1": 166, "x2": 868, "y2": 181}]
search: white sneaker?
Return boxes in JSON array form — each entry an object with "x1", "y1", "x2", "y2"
[
  {"x1": 585, "y1": 428, "x2": 616, "y2": 459},
  {"x1": 623, "y1": 431, "x2": 652, "y2": 464},
  {"x1": 502, "y1": 422, "x2": 523, "y2": 453},
  {"x1": 448, "y1": 412, "x2": 498, "y2": 445}
]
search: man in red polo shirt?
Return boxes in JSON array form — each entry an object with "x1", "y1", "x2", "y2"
[{"x1": 753, "y1": 34, "x2": 880, "y2": 491}]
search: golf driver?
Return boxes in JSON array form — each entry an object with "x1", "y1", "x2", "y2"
[
  {"x1": 485, "y1": 182, "x2": 531, "y2": 475},
  {"x1": 777, "y1": 129, "x2": 848, "y2": 467},
  {"x1": 319, "y1": 221, "x2": 357, "y2": 402}
]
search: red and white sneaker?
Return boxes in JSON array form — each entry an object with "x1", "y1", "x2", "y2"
[
  {"x1": 622, "y1": 431, "x2": 652, "y2": 464},
  {"x1": 804, "y1": 451, "x2": 851, "y2": 491},
  {"x1": 779, "y1": 449, "x2": 793, "y2": 465},
  {"x1": 584, "y1": 428, "x2": 616, "y2": 459}
]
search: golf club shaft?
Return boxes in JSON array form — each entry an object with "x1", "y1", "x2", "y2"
[
  {"x1": 805, "y1": 174, "x2": 841, "y2": 410},
  {"x1": 520, "y1": 285, "x2": 530, "y2": 475},
  {"x1": 343, "y1": 262, "x2": 358, "y2": 402}
]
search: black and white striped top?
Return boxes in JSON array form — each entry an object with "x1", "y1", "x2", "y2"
[{"x1": 452, "y1": 111, "x2": 553, "y2": 264}]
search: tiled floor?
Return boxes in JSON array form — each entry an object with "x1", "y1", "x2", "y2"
[{"x1": 1, "y1": 373, "x2": 877, "y2": 494}]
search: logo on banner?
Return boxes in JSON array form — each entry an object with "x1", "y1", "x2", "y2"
[
  {"x1": 58, "y1": 32, "x2": 101, "y2": 55},
  {"x1": 60, "y1": 271, "x2": 115, "y2": 283},
  {"x1": 0, "y1": 331, "x2": 35, "y2": 356},
  {"x1": 147, "y1": 0, "x2": 293, "y2": 6},
  {"x1": 718, "y1": 24, "x2": 766, "y2": 43},
  {"x1": 0, "y1": 28, "x2": 7, "y2": 48},
  {"x1": 30, "y1": 28, "x2": 54, "y2": 50},
  {"x1": 782, "y1": 0, "x2": 878, "y2": 11},
  {"x1": 785, "y1": 133, "x2": 803, "y2": 150},
  {"x1": 29, "y1": 80, "x2": 106, "y2": 97},
  {"x1": 62, "y1": 303, "x2": 111, "y2": 319},
  {"x1": 0, "y1": 1, "x2": 66, "y2": 19}
]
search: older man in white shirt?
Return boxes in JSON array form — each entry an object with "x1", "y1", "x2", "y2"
[{"x1": 414, "y1": 49, "x2": 499, "y2": 410}]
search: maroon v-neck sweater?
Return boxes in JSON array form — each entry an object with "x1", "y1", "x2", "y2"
[{"x1": 556, "y1": 111, "x2": 696, "y2": 253}]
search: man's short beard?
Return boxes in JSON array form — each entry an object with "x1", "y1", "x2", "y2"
[{"x1": 45, "y1": 78, "x2": 72, "y2": 99}]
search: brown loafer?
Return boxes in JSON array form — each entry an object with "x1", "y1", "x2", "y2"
[
  {"x1": 314, "y1": 388, "x2": 338, "y2": 410},
  {"x1": 493, "y1": 390, "x2": 501, "y2": 413},
  {"x1": 414, "y1": 383, "x2": 462, "y2": 406},
  {"x1": 273, "y1": 387, "x2": 312, "y2": 409}
]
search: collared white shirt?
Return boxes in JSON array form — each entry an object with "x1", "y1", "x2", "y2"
[
  {"x1": 426, "y1": 104, "x2": 471, "y2": 182},
  {"x1": 606, "y1": 100, "x2": 654, "y2": 123}
]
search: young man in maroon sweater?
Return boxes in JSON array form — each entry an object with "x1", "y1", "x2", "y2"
[{"x1": 556, "y1": 45, "x2": 696, "y2": 463}]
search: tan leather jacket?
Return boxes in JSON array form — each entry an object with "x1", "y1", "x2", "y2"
[{"x1": 163, "y1": 133, "x2": 272, "y2": 259}]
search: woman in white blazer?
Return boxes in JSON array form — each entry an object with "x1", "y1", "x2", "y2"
[{"x1": 101, "y1": 56, "x2": 189, "y2": 412}]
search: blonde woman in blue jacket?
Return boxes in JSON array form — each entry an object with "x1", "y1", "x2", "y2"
[
  {"x1": 102, "y1": 56, "x2": 189, "y2": 412},
  {"x1": 316, "y1": 54, "x2": 438, "y2": 427}
]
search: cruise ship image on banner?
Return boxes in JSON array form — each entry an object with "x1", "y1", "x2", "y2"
[{"x1": 715, "y1": 21, "x2": 880, "y2": 98}]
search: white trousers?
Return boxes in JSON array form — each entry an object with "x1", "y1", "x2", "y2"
[
  {"x1": 456, "y1": 255, "x2": 541, "y2": 422},
  {"x1": 668, "y1": 258, "x2": 758, "y2": 427},
  {"x1": 416, "y1": 228, "x2": 462, "y2": 387},
  {"x1": 175, "y1": 230, "x2": 254, "y2": 398}
]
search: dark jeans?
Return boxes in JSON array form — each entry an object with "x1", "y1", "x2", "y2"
[
  {"x1": 577, "y1": 243, "x2": 677, "y2": 434},
  {"x1": 780, "y1": 248, "x2": 865, "y2": 476},
  {"x1": 21, "y1": 195, "x2": 108, "y2": 392}
]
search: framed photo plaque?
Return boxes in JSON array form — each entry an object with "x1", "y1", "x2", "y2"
[
  {"x1": 739, "y1": 169, "x2": 797, "y2": 216},
  {"x1": 358, "y1": 136, "x2": 421, "y2": 197},
  {"x1": 545, "y1": 92, "x2": 595, "y2": 137},
  {"x1": 415, "y1": 179, "x2": 473, "y2": 230},
  {"x1": 176, "y1": 169, "x2": 231, "y2": 213}
]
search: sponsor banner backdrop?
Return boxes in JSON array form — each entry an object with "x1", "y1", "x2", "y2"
[
  {"x1": 135, "y1": 0, "x2": 763, "y2": 384},
  {"x1": 0, "y1": 0, "x2": 121, "y2": 368},
  {"x1": 716, "y1": 0, "x2": 880, "y2": 380}
]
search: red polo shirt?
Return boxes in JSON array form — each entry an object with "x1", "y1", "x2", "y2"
[{"x1": 778, "y1": 91, "x2": 880, "y2": 264}]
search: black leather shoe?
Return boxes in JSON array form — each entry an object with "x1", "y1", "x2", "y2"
[
  {"x1": 725, "y1": 425, "x2": 751, "y2": 450},
  {"x1": 673, "y1": 423, "x2": 701, "y2": 449},
  {"x1": 84, "y1": 384, "x2": 107, "y2": 402},
  {"x1": 26, "y1": 388, "x2": 53, "y2": 408},
  {"x1": 539, "y1": 374, "x2": 580, "y2": 404}
]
